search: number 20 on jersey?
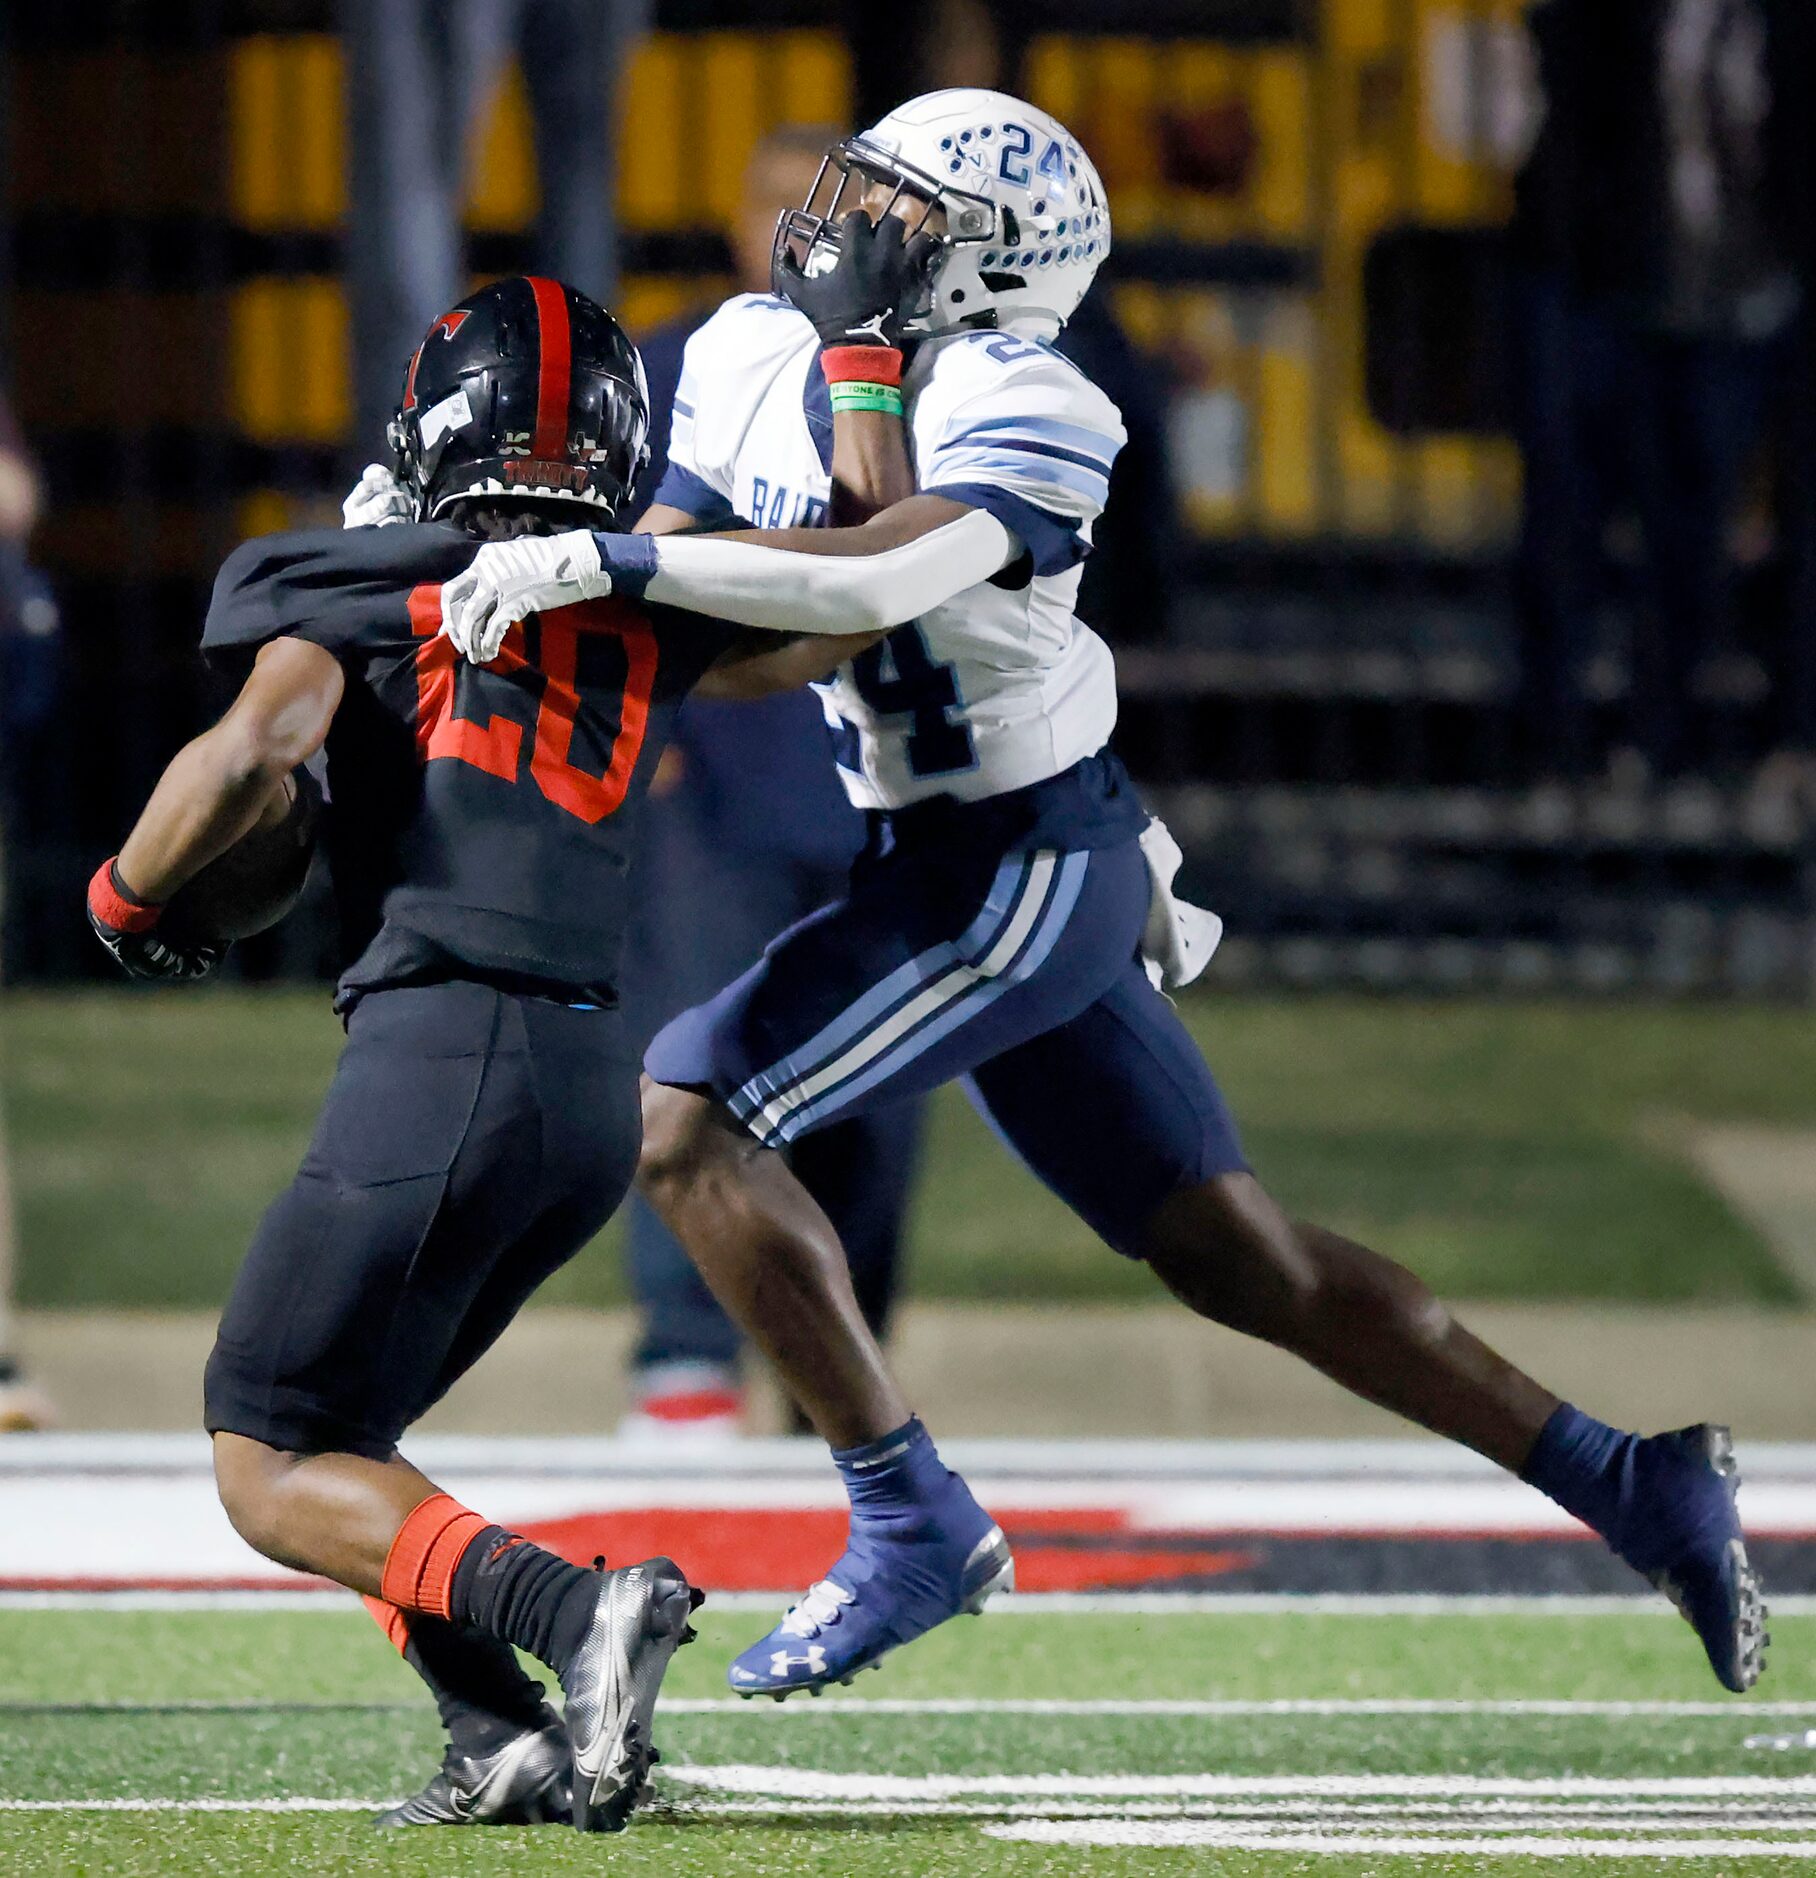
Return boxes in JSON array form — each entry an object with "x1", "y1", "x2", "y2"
[{"x1": 407, "y1": 583, "x2": 655, "y2": 826}]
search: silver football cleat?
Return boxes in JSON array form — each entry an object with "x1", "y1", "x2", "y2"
[
  {"x1": 562, "y1": 1556, "x2": 702, "y2": 1832},
  {"x1": 373, "y1": 1718, "x2": 570, "y2": 1828}
]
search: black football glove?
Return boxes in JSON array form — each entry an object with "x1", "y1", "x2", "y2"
[
  {"x1": 86, "y1": 858, "x2": 223, "y2": 983},
  {"x1": 773, "y1": 209, "x2": 941, "y2": 349}
]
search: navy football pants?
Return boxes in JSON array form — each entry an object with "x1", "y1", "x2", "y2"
[{"x1": 647, "y1": 833, "x2": 1248, "y2": 1258}]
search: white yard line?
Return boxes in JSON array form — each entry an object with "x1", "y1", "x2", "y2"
[
  {"x1": 987, "y1": 1822, "x2": 1816, "y2": 1854},
  {"x1": 8, "y1": 1587, "x2": 1815, "y2": 1616},
  {"x1": 660, "y1": 1767, "x2": 1816, "y2": 1799},
  {"x1": 11, "y1": 1783, "x2": 1816, "y2": 1858},
  {"x1": 0, "y1": 1798, "x2": 389, "y2": 1814},
  {"x1": 7, "y1": 1432, "x2": 1816, "y2": 1479},
  {"x1": 655, "y1": 1698, "x2": 1816, "y2": 1718}
]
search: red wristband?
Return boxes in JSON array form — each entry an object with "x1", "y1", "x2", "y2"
[
  {"x1": 88, "y1": 858, "x2": 162, "y2": 934},
  {"x1": 820, "y1": 345, "x2": 903, "y2": 388}
]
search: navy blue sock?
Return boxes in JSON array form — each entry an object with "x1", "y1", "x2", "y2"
[
  {"x1": 1521, "y1": 1404, "x2": 1644, "y2": 1551},
  {"x1": 834, "y1": 1417, "x2": 951, "y2": 1525},
  {"x1": 450, "y1": 1528, "x2": 600, "y2": 1677}
]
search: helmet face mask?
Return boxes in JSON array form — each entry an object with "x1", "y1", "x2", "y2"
[
  {"x1": 774, "y1": 90, "x2": 1111, "y2": 341},
  {"x1": 388, "y1": 278, "x2": 651, "y2": 529},
  {"x1": 773, "y1": 138, "x2": 999, "y2": 325}
]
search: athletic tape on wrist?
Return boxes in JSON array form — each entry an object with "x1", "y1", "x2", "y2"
[
  {"x1": 820, "y1": 345, "x2": 904, "y2": 387},
  {"x1": 88, "y1": 858, "x2": 162, "y2": 934},
  {"x1": 593, "y1": 530, "x2": 658, "y2": 600}
]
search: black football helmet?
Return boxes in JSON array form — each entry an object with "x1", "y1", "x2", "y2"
[{"x1": 387, "y1": 276, "x2": 650, "y2": 524}]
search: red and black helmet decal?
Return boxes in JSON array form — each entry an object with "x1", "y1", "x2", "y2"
[{"x1": 387, "y1": 276, "x2": 650, "y2": 523}]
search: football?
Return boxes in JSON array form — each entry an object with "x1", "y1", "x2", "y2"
[{"x1": 160, "y1": 767, "x2": 323, "y2": 944}]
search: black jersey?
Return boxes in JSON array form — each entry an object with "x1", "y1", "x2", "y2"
[{"x1": 203, "y1": 523, "x2": 739, "y2": 1010}]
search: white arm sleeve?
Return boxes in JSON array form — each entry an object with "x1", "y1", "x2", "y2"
[{"x1": 642, "y1": 508, "x2": 1018, "y2": 636}]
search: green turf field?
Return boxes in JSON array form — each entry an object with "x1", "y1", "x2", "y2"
[
  {"x1": 6, "y1": 988, "x2": 1814, "y2": 1309},
  {"x1": 2, "y1": 1602, "x2": 1812, "y2": 1873}
]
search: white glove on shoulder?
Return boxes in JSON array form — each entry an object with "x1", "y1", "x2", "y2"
[
  {"x1": 342, "y1": 463, "x2": 413, "y2": 529},
  {"x1": 441, "y1": 530, "x2": 613, "y2": 664}
]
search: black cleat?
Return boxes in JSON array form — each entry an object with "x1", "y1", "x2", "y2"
[
  {"x1": 561, "y1": 1556, "x2": 701, "y2": 1832},
  {"x1": 373, "y1": 1717, "x2": 570, "y2": 1827}
]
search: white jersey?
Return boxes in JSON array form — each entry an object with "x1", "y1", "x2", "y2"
[{"x1": 655, "y1": 292, "x2": 1127, "y2": 810}]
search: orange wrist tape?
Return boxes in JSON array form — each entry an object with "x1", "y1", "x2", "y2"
[
  {"x1": 821, "y1": 345, "x2": 904, "y2": 387},
  {"x1": 87, "y1": 859, "x2": 162, "y2": 934}
]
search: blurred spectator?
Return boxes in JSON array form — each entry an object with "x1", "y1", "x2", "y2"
[
  {"x1": 1768, "y1": 2, "x2": 1816, "y2": 773},
  {"x1": 1058, "y1": 290, "x2": 1181, "y2": 647},
  {"x1": 0, "y1": 397, "x2": 58, "y2": 755},
  {"x1": 0, "y1": 395, "x2": 61, "y2": 955},
  {"x1": 1510, "y1": 0, "x2": 1803, "y2": 781},
  {"x1": 0, "y1": 392, "x2": 56, "y2": 1431},
  {"x1": 616, "y1": 129, "x2": 925, "y2": 1440},
  {"x1": 341, "y1": 0, "x2": 649, "y2": 455},
  {"x1": 0, "y1": 401, "x2": 38, "y2": 546}
]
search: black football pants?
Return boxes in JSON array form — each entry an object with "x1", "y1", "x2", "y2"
[{"x1": 205, "y1": 980, "x2": 638, "y2": 1459}]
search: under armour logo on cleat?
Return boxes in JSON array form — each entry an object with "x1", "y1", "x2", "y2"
[{"x1": 770, "y1": 1645, "x2": 827, "y2": 1679}]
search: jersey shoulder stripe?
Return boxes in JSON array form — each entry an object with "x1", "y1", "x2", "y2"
[
  {"x1": 944, "y1": 412, "x2": 1121, "y2": 469},
  {"x1": 923, "y1": 480, "x2": 1087, "y2": 576},
  {"x1": 650, "y1": 460, "x2": 739, "y2": 524},
  {"x1": 911, "y1": 330, "x2": 1126, "y2": 554},
  {"x1": 931, "y1": 443, "x2": 1110, "y2": 504}
]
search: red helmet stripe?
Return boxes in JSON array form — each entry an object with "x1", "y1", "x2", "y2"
[{"x1": 527, "y1": 276, "x2": 572, "y2": 460}]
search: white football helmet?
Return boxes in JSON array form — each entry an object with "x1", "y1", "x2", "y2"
[{"x1": 774, "y1": 88, "x2": 1111, "y2": 341}]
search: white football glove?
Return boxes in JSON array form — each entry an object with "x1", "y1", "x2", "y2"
[
  {"x1": 441, "y1": 530, "x2": 613, "y2": 664},
  {"x1": 342, "y1": 463, "x2": 413, "y2": 529}
]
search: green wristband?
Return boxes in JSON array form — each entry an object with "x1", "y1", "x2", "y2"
[{"x1": 828, "y1": 384, "x2": 905, "y2": 415}]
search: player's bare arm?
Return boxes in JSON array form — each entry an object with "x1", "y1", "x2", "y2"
[
  {"x1": 87, "y1": 637, "x2": 342, "y2": 981},
  {"x1": 692, "y1": 624, "x2": 885, "y2": 700},
  {"x1": 115, "y1": 637, "x2": 340, "y2": 902},
  {"x1": 775, "y1": 201, "x2": 933, "y2": 526}
]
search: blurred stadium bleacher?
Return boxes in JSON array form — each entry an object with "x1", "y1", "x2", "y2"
[{"x1": 4, "y1": 0, "x2": 1813, "y2": 991}]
